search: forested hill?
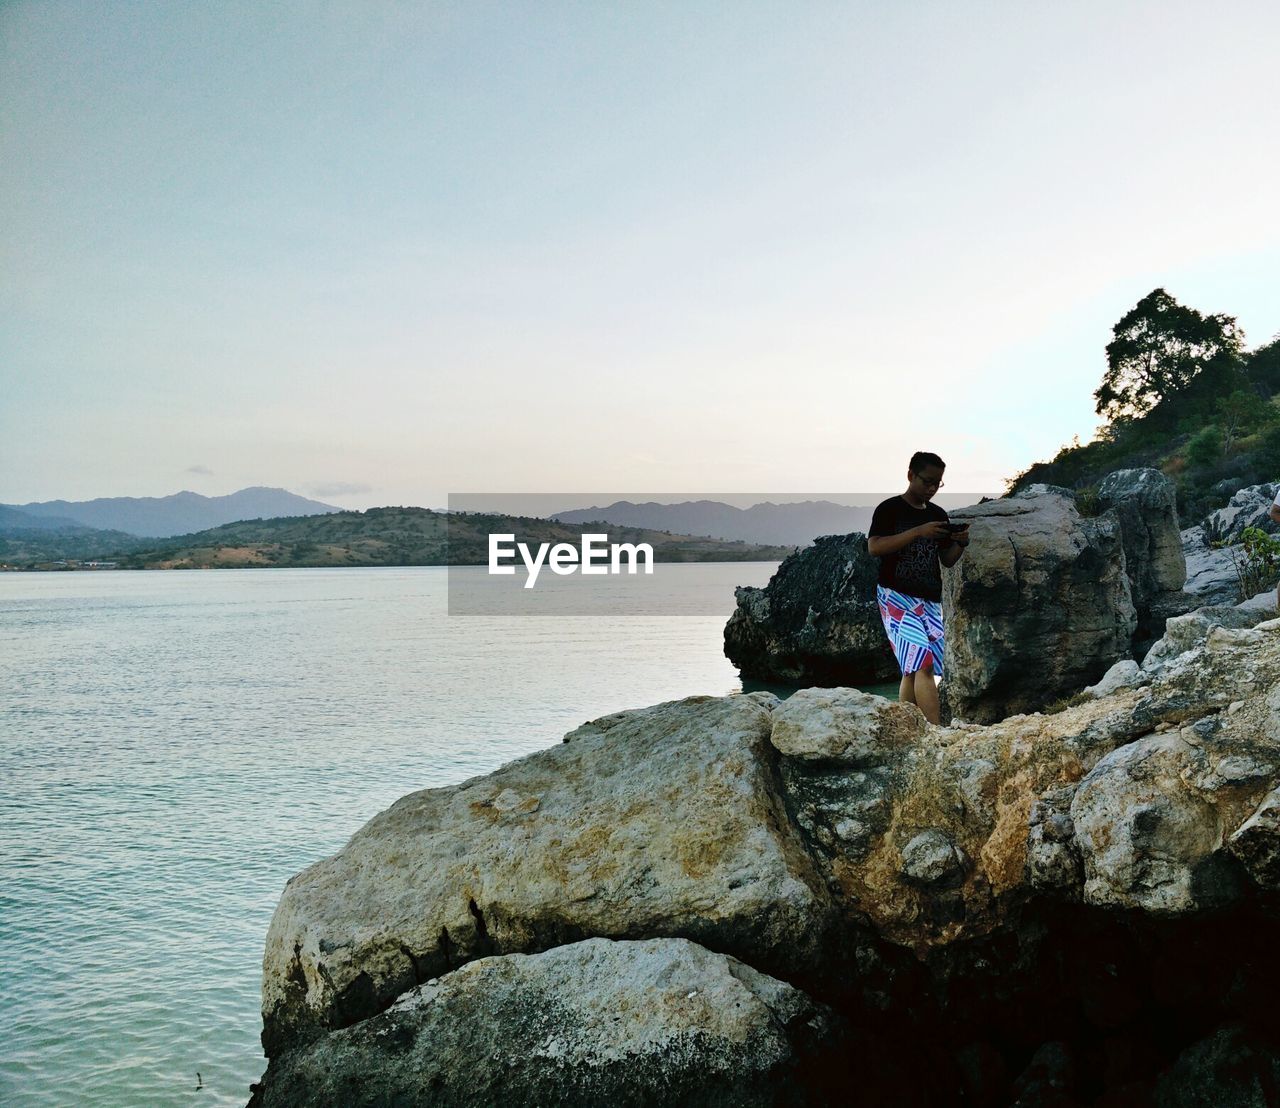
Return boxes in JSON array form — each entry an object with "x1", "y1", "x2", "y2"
[
  {"x1": 1008, "y1": 288, "x2": 1280, "y2": 523},
  {"x1": 70, "y1": 506, "x2": 796, "y2": 569}
]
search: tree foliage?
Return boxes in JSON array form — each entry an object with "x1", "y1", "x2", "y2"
[{"x1": 1094, "y1": 288, "x2": 1243, "y2": 420}]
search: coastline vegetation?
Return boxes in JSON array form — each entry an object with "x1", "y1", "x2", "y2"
[
  {"x1": 1009, "y1": 287, "x2": 1280, "y2": 524},
  {"x1": 2, "y1": 507, "x2": 796, "y2": 570}
]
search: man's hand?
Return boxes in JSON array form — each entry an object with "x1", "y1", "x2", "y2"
[
  {"x1": 941, "y1": 524, "x2": 969, "y2": 567},
  {"x1": 916, "y1": 520, "x2": 951, "y2": 540}
]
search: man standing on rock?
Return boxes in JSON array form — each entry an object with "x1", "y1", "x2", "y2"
[{"x1": 867, "y1": 451, "x2": 969, "y2": 724}]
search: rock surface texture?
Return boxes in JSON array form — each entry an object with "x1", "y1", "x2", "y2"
[
  {"x1": 1097, "y1": 467, "x2": 1191, "y2": 653},
  {"x1": 249, "y1": 938, "x2": 848, "y2": 1108},
  {"x1": 1181, "y1": 524, "x2": 1244, "y2": 606},
  {"x1": 260, "y1": 694, "x2": 831, "y2": 1055},
  {"x1": 1201, "y1": 482, "x2": 1280, "y2": 545},
  {"x1": 723, "y1": 533, "x2": 898, "y2": 686},
  {"x1": 942, "y1": 485, "x2": 1137, "y2": 724},
  {"x1": 254, "y1": 612, "x2": 1280, "y2": 1106}
]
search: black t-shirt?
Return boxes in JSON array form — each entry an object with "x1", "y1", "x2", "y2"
[{"x1": 868, "y1": 495, "x2": 950, "y2": 601}]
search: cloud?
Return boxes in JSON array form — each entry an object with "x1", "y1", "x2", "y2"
[
  {"x1": 186, "y1": 464, "x2": 214, "y2": 476},
  {"x1": 306, "y1": 481, "x2": 374, "y2": 498}
]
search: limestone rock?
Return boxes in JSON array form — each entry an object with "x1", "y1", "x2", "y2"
[
  {"x1": 1097, "y1": 468, "x2": 1189, "y2": 652},
  {"x1": 1142, "y1": 605, "x2": 1273, "y2": 674},
  {"x1": 900, "y1": 830, "x2": 966, "y2": 887},
  {"x1": 261, "y1": 694, "x2": 832, "y2": 1056},
  {"x1": 943, "y1": 487, "x2": 1137, "y2": 724},
  {"x1": 1181, "y1": 525, "x2": 1243, "y2": 606},
  {"x1": 1236, "y1": 587, "x2": 1279, "y2": 613},
  {"x1": 1067, "y1": 636, "x2": 1280, "y2": 915},
  {"x1": 723, "y1": 533, "x2": 898, "y2": 685},
  {"x1": 249, "y1": 938, "x2": 847, "y2": 1108},
  {"x1": 1201, "y1": 482, "x2": 1280, "y2": 544},
  {"x1": 770, "y1": 686, "x2": 926, "y2": 763},
  {"x1": 256, "y1": 616, "x2": 1280, "y2": 1103},
  {"x1": 769, "y1": 619, "x2": 1280, "y2": 946},
  {"x1": 1228, "y1": 786, "x2": 1280, "y2": 890},
  {"x1": 1026, "y1": 787, "x2": 1082, "y2": 895},
  {"x1": 1071, "y1": 735, "x2": 1240, "y2": 915},
  {"x1": 1085, "y1": 659, "x2": 1145, "y2": 698}
]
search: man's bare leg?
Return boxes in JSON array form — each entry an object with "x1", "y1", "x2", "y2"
[
  {"x1": 913, "y1": 661, "x2": 940, "y2": 724},
  {"x1": 899, "y1": 673, "x2": 916, "y2": 705}
]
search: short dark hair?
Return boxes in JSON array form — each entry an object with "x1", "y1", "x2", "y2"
[{"x1": 909, "y1": 451, "x2": 945, "y2": 473}]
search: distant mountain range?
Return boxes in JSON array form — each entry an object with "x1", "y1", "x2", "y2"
[
  {"x1": 0, "y1": 507, "x2": 797, "y2": 569},
  {"x1": 550, "y1": 499, "x2": 881, "y2": 546},
  {"x1": 2, "y1": 487, "x2": 340, "y2": 538}
]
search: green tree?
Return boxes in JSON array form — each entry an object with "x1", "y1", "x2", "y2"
[
  {"x1": 1184, "y1": 425, "x2": 1223, "y2": 468},
  {"x1": 1094, "y1": 288, "x2": 1243, "y2": 421},
  {"x1": 1217, "y1": 389, "x2": 1256, "y2": 453}
]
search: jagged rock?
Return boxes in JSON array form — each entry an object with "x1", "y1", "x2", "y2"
[
  {"x1": 257, "y1": 623, "x2": 1280, "y2": 1105},
  {"x1": 1201, "y1": 483, "x2": 1280, "y2": 544},
  {"x1": 1097, "y1": 468, "x2": 1190, "y2": 653},
  {"x1": 1085, "y1": 659, "x2": 1146, "y2": 698},
  {"x1": 943, "y1": 486, "x2": 1137, "y2": 724},
  {"x1": 1236, "y1": 587, "x2": 1279, "y2": 613},
  {"x1": 260, "y1": 694, "x2": 832, "y2": 1056},
  {"x1": 249, "y1": 938, "x2": 848, "y2": 1108},
  {"x1": 1228, "y1": 786, "x2": 1280, "y2": 890},
  {"x1": 1153, "y1": 1024, "x2": 1280, "y2": 1108},
  {"x1": 1142, "y1": 605, "x2": 1274, "y2": 674},
  {"x1": 901, "y1": 830, "x2": 966, "y2": 887},
  {"x1": 767, "y1": 622, "x2": 1280, "y2": 948},
  {"x1": 770, "y1": 686, "x2": 926, "y2": 762},
  {"x1": 1181, "y1": 525, "x2": 1243, "y2": 606},
  {"x1": 723, "y1": 533, "x2": 898, "y2": 685},
  {"x1": 1071, "y1": 734, "x2": 1246, "y2": 915},
  {"x1": 1026, "y1": 788, "x2": 1082, "y2": 895}
]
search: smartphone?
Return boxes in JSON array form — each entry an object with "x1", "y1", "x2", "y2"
[{"x1": 944, "y1": 522, "x2": 969, "y2": 533}]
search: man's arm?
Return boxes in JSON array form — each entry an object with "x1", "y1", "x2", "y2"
[{"x1": 1269, "y1": 503, "x2": 1280, "y2": 526}]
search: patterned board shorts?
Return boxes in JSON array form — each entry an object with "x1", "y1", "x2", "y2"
[{"x1": 876, "y1": 585, "x2": 945, "y2": 677}]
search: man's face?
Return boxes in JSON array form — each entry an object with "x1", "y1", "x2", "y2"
[{"x1": 908, "y1": 465, "x2": 945, "y2": 502}]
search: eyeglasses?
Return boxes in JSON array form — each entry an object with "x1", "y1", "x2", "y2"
[{"x1": 914, "y1": 476, "x2": 944, "y2": 490}]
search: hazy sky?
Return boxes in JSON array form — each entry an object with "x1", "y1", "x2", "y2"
[{"x1": 3, "y1": 1, "x2": 1278, "y2": 508}]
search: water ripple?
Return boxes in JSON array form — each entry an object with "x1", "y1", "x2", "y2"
[{"x1": 0, "y1": 565, "x2": 772, "y2": 1107}]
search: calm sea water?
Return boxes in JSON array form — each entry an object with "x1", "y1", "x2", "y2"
[{"x1": 0, "y1": 563, "x2": 839, "y2": 1107}]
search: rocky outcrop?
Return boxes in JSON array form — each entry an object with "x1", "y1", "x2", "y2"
[
  {"x1": 942, "y1": 486, "x2": 1137, "y2": 724},
  {"x1": 1183, "y1": 483, "x2": 1280, "y2": 612},
  {"x1": 1182, "y1": 525, "x2": 1244, "y2": 606},
  {"x1": 771, "y1": 623, "x2": 1280, "y2": 942},
  {"x1": 1141, "y1": 604, "x2": 1275, "y2": 673},
  {"x1": 261, "y1": 693, "x2": 832, "y2": 1056},
  {"x1": 249, "y1": 938, "x2": 849, "y2": 1108},
  {"x1": 1097, "y1": 468, "x2": 1191, "y2": 653},
  {"x1": 1201, "y1": 482, "x2": 1280, "y2": 544},
  {"x1": 723, "y1": 533, "x2": 898, "y2": 686},
  {"x1": 255, "y1": 613, "x2": 1280, "y2": 1106}
]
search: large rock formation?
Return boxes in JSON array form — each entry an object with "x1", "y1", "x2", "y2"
[
  {"x1": 254, "y1": 614, "x2": 1280, "y2": 1106},
  {"x1": 260, "y1": 694, "x2": 832, "y2": 1055},
  {"x1": 723, "y1": 533, "x2": 898, "y2": 686},
  {"x1": 942, "y1": 486, "x2": 1137, "y2": 724},
  {"x1": 1180, "y1": 483, "x2": 1280, "y2": 614},
  {"x1": 249, "y1": 938, "x2": 849, "y2": 1108},
  {"x1": 1097, "y1": 467, "x2": 1190, "y2": 653}
]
